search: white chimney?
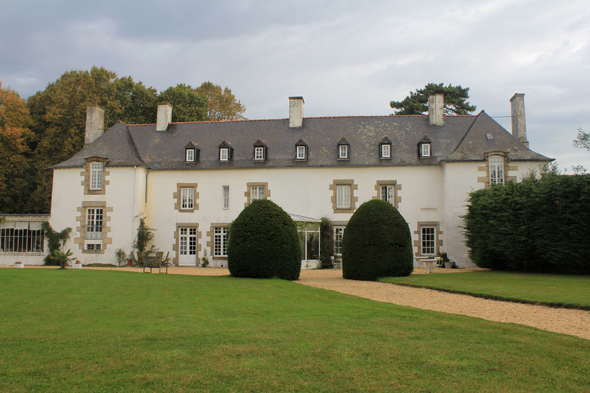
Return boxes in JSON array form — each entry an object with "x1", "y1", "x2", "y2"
[
  {"x1": 156, "y1": 102, "x2": 173, "y2": 131},
  {"x1": 510, "y1": 93, "x2": 528, "y2": 147},
  {"x1": 428, "y1": 94, "x2": 444, "y2": 126},
  {"x1": 289, "y1": 97, "x2": 304, "y2": 128},
  {"x1": 85, "y1": 106, "x2": 105, "y2": 144}
]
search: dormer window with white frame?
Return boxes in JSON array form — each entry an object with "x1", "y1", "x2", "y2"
[
  {"x1": 186, "y1": 149, "x2": 195, "y2": 162},
  {"x1": 90, "y1": 162, "x2": 103, "y2": 190},
  {"x1": 418, "y1": 135, "x2": 432, "y2": 158},
  {"x1": 218, "y1": 140, "x2": 233, "y2": 162},
  {"x1": 253, "y1": 139, "x2": 267, "y2": 162},
  {"x1": 337, "y1": 137, "x2": 350, "y2": 160},
  {"x1": 379, "y1": 136, "x2": 392, "y2": 160},
  {"x1": 185, "y1": 141, "x2": 199, "y2": 163},
  {"x1": 295, "y1": 138, "x2": 308, "y2": 161}
]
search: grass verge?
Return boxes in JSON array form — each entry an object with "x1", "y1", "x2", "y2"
[
  {"x1": 380, "y1": 271, "x2": 590, "y2": 310},
  {"x1": 1, "y1": 269, "x2": 589, "y2": 392}
]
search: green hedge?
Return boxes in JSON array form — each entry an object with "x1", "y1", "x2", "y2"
[
  {"x1": 228, "y1": 199, "x2": 301, "y2": 280},
  {"x1": 342, "y1": 200, "x2": 413, "y2": 280},
  {"x1": 464, "y1": 174, "x2": 590, "y2": 274}
]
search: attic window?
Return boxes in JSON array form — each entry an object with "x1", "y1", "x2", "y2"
[
  {"x1": 421, "y1": 144, "x2": 431, "y2": 157},
  {"x1": 418, "y1": 136, "x2": 432, "y2": 158},
  {"x1": 379, "y1": 137, "x2": 392, "y2": 159},
  {"x1": 186, "y1": 149, "x2": 195, "y2": 162},
  {"x1": 295, "y1": 138, "x2": 308, "y2": 161},
  {"x1": 253, "y1": 139, "x2": 267, "y2": 162},
  {"x1": 337, "y1": 137, "x2": 350, "y2": 160},
  {"x1": 219, "y1": 140, "x2": 233, "y2": 162},
  {"x1": 486, "y1": 133, "x2": 494, "y2": 140},
  {"x1": 185, "y1": 142, "x2": 199, "y2": 162}
]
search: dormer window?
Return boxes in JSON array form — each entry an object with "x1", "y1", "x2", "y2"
[
  {"x1": 253, "y1": 139, "x2": 267, "y2": 162},
  {"x1": 379, "y1": 137, "x2": 392, "y2": 159},
  {"x1": 90, "y1": 162, "x2": 103, "y2": 190},
  {"x1": 418, "y1": 136, "x2": 432, "y2": 158},
  {"x1": 185, "y1": 141, "x2": 199, "y2": 162},
  {"x1": 295, "y1": 138, "x2": 308, "y2": 161},
  {"x1": 337, "y1": 137, "x2": 350, "y2": 160},
  {"x1": 218, "y1": 140, "x2": 233, "y2": 162}
]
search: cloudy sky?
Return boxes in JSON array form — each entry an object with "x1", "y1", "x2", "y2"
[{"x1": 1, "y1": 0, "x2": 589, "y2": 170}]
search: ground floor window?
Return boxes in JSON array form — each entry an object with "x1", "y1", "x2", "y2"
[
  {"x1": 86, "y1": 208, "x2": 103, "y2": 240},
  {"x1": 334, "y1": 227, "x2": 345, "y2": 255},
  {"x1": 420, "y1": 226, "x2": 436, "y2": 255},
  {"x1": 214, "y1": 227, "x2": 228, "y2": 257},
  {"x1": 178, "y1": 227, "x2": 198, "y2": 265},
  {"x1": 0, "y1": 222, "x2": 44, "y2": 253}
]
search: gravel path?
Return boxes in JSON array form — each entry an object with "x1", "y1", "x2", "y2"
[{"x1": 23, "y1": 265, "x2": 590, "y2": 340}]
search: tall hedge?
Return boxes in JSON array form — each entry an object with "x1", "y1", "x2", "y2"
[
  {"x1": 464, "y1": 174, "x2": 590, "y2": 274},
  {"x1": 228, "y1": 199, "x2": 301, "y2": 280},
  {"x1": 342, "y1": 200, "x2": 413, "y2": 280}
]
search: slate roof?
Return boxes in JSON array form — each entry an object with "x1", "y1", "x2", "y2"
[{"x1": 52, "y1": 111, "x2": 551, "y2": 170}]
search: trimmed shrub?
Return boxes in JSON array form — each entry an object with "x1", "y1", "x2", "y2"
[
  {"x1": 228, "y1": 199, "x2": 301, "y2": 280},
  {"x1": 464, "y1": 173, "x2": 590, "y2": 274},
  {"x1": 342, "y1": 200, "x2": 413, "y2": 280}
]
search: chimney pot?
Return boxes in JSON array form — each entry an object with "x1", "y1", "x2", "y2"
[
  {"x1": 289, "y1": 97, "x2": 304, "y2": 128},
  {"x1": 510, "y1": 93, "x2": 528, "y2": 147},
  {"x1": 157, "y1": 102, "x2": 173, "y2": 131},
  {"x1": 428, "y1": 94, "x2": 444, "y2": 126},
  {"x1": 85, "y1": 106, "x2": 105, "y2": 144}
]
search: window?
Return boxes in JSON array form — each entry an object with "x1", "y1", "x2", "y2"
[
  {"x1": 86, "y1": 244, "x2": 102, "y2": 251},
  {"x1": 489, "y1": 156, "x2": 504, "y2": 185},
  {"x1": 336, "y1": 185, "x2": 351, "y2": 208},
  {"x1": 251, "y1": 186, "x2": 266, "y2": 201},
  {"x1": 254, "y1": 146, "x2": 265, "y2": 160},
  {"x1": 86, "y1": 208, "x2": 103, "y2": 240},
  {"x1": 421, "y1": 143, "x2": 431, "y2": 157},
  {"x1": 181, "y1": 188, "x2": 194, "y2": 210},
  {"x1": 297, "y1": 145, "x2": 306, "y2": 160},
  {"x1": 220, "y1": 148, "x2": 229, "y2": 161},
  {"x1": 381, "y1": 144, "x2": 391, "y2": 158},
  {"x1": 0, "y1": 221, "x2": 45, "y2": 253},
  {"x1": 339, "y1": 145, "x2": 348, "y2": 159},
  {"x1": 214, "y1": 227, "x2": 228, "y2": 257},
  {"x1": 186, "y1": 149, "x2": 195, "y2": 162},
  {"x1": 421, "y1": 227, "x2": 436, "y2": 255},
  {"x1": 380, "y1": 185, "x2": 395, "y2": 204},
  {"x1": 334, "y1": 227, "x2": 344, "y2": 255},
  {"x1": 223, "y1": 186, "x2": 229, "y2": 209},
  {"x1": 90, "y1": 162, "x2": 103, "y2": 190}
]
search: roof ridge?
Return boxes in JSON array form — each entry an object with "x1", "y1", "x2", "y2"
[
  {"x1": 443, "y1": 111, "x2": 483, "y2": 159},
  {"x1": 124, "y1": 126, "x2": 148, "y2": 167}
]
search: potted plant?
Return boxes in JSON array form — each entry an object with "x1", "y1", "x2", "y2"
[
  {"x1": 14, "y1": 261, "x2": 24, "y2": 268},
  {"x1": 201, "y1": 250, "x2": 209, "y2": 267},
  {"x1": 115, "y1": 248, "x2": 127, "y2": 267},
  {"x1": 72, "y1": 259, "x2": 83, "y2": 269},
  {"x1": 50, "y1": 249, "x2": 76, "y2": 269},
  {"x1": 440, "y1": 252, "x2": 455, "y2": 269}
]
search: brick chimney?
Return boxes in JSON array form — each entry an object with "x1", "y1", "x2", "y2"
[
  {"x1": 289, "y1": 97, "x2": 304, "y2": 128},
  {"x1": 510, "y1": 93, "x2": 528, "y2": 147},
  {"x1": 85, "y1": 106, "x2": 105, "y2": 144},
  {"x1": 428, "y1": 94, "x2": 444, "y2": 126},
  {"x1": 156, "y1": 102, "x2": 173, "y2": 131}
]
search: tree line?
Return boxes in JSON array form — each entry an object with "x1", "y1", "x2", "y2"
[{"x1": 0, "y1": 66, "x2": 246, "y2": 214}]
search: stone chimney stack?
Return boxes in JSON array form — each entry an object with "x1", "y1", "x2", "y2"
[
  {"x1": 510, "y1": 93, "x2": 528, "y2": 148},
  {"x1": 85, "y1": 106, "x2": 105, "y2": 144},
  {"x1": 156, "y1": 102, "x2": 173, "y2": 131},
  {"x1": 289, "y1": 97, "x2": 304, "y2": 128},
  {"x1": 428, "y1": 93, "x2": 444, "y2": 126}
]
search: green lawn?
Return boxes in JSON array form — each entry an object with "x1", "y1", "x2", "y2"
[
  {"x1": 1, "y1": 269, "x2": 589, "y2": 392},
  {"x1": 380, "y1": 271, "x2": 590, "y2": 309}
]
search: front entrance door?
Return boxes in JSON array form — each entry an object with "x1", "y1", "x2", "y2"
[{"x1": 179, "y1": 227, "x2": 197, "y2": 266}]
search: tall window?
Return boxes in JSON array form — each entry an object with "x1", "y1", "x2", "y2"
[
  {"x1": 421, "y1": 143, "x2": 431, "y2": 157},
  {"x1": 186, "y1": 149, "x2": 195, "y2": 162},
  {"x1": 380, "y1": 185, "x2": 395, "y2": 205},
  {"x1": 223, "y1": 186, "x2": 229, "y2": 209},
  {"x1": 339, "y1": 145, "x2": 348, "y2": 159},
  {"x1": 336, "y1": 185, "x2": 351, "y2": 208},
  {"x1": 90, "y1": 162, "x2": 103, "y2": 190},
  {"x1": 334, "y1": 227, "x2": 344, "y2": 255},
  {"x1": 220, "y1": 148, "x2": 229, "y2": 161},
  {"x1": 489, "y1": 156, "x2": 504, "y2": 185},
  {"x1": 251, "y1": 186, "x2": 266, "y2": 201},
  {"x1": 381, "y1": 144, "x2": 391, "y2": 158},
  {"x1": 421, "y1": 227, "x2": 435, "y2": 255},
  {"x1": 86, "y1": 208, "x2": 103, "y2": 240},
  {"x1": 214, "y1": 227, "x2": 228, "y2": 257},
  {"x1": 297, "y1": 145, "x2": 306, "y2": 160},
  {"x1": 181, "y1": 188, "x2": 194, "y2": 210},
  {"x1": 254, "y1": 146, "x2": 265, "y2": 161}
]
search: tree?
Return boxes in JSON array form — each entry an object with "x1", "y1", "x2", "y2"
[
  {"x1": 158, "y1": 84, "x2": 207, "y2": 123},
  {"x1": 196, "y1": 81, "x2": 246, "y2": 121},
  {"x1": 390, "y1": 83, "x2": 476, "y2": 116},
  {"x1": 0, "y1": 82, "x2": 34, "y2": 213},
  {"x1": 573, "y1": 128, "x2": 590, "y2": 151}
]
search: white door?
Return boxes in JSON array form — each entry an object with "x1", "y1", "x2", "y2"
[{"x1": 179, "y1": 227, "x2": 198, "y2": 266}]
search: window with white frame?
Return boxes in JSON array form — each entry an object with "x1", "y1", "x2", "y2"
[
  {"x1": 380, "y1": 185, "x2": 395, "y2": 204},
  {"x1": 220, "y1": 148, "x2": 229, "y2": 161},
  {"x1": 87, "y1": 244, "x2": 102, "y2": 250},
  {"x1": 297, "y1": 145, "x2": 306, "y2": 160},
  {"x1": 489, "y1": 156, "x2": 504, "y2": 185},
  {"x1": 86, "y1": 208, "x2": 103, "y2": 240},
  {"x1": 214, "y1": 227, "x2": 228, "y2": 257},
  {"x1": 254, "y1": 146, "x2": 265, "y2": 161},
  {"x1": 421, "y1": 227, "x2": 436, "y2": 255},
  {"x1": 251, "y1": 186, "x2": 266, "y2": 201},
  {"x1": 336, "y1": 185, "x2": 351, "y2": 208},
  {"x1": 339, "y1": 145, "x2": 348, "y2": 159},
  {"x1": 223, "y1": 186, "x2": 229, "y2": 209},
  {"x1": 421, "y1": 143, "x2": 431, "y2": 157},
  {"x1": 0, "y1": 221, "x2": 45, "y2": 253},
  {"x1": 381, "y1": 144, "x2": 391, "y2": 158},
  {"x1": 181, "y1": 188, "x2": 194, "y2": 210},
  {"x1": 186, "y1": 149, "x2": 195, "y2": 162},
  {"x1": 334, "y1": 227, "x2": 344, "y2": 255},
  {"x1": 90, "y1": 162, "x2": 103, "y2": 190}
]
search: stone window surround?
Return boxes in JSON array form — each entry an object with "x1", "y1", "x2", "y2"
[
  {"x1": 206, "y1": 223, "x2": 230, "y2": 261},
  {"x1": 81, "y1": 157, "x2": 109, "y2": 195},
  {"x1": 173, "y1": 183, "x2": 199, "y2": 213},
  {"x1": 372, "y1": 180, "x2": 402, "y2": 208},
  {"x1": 329, "y1": 179, "x2": 358, "y2": 214},
  {"x1": 413, "y1": 221, "x2": 443, "y2": 257},
  {"x1": 172, "y1": 223, "x2": 201, "y2": 266},
  {"x1": 244, "y1": 182, "x2": 271, "y2": 207},
  {"x1": 74, "y1": 201, "x2": 113, "y2": 254},
  {"x1": 477, "y1": 151, "x2": 517, "y2": 188}
]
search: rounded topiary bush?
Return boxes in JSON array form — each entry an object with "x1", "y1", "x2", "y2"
[
  {"x1": 342, "y1": 199, "x2": 413, "y2": 280},
  {"x1": 228, "y1": 199, "x2": 301, "y2": 280}
]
